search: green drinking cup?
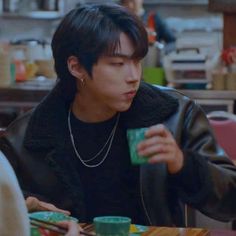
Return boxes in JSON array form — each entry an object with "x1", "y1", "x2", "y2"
[
  {"x1": 127, "y1": 127, "x2": 148, "y2": 165},
  {"x1": 93, "y1": 216, "x2": 131, "y2": 236}
]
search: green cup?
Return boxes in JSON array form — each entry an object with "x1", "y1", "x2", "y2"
[
  {"x1": 127, "y1": 128, "x2": 148, "y2": 165},
  {"x1": 93, "y1": 216, "x2": 131, "y2": 236}
]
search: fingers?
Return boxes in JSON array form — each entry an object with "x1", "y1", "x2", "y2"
[
  {"x1": 38, "y1": 201, "x2": 71, "y2": 215},
  {"x1": 138, "y1": 135, "x2": 168, "y2": 151},
  {"x1": 26, "y1": 196, "x2": 40, "y2": 212},
  {"x1": 137, "y1": 124, "x2": 173, "y2": 156},
  {"x1": 58, "y1": 221, "x2": 80, "y2": 236},
  {"x1": 148, "y1": 152, "x2": 170, "y2": 164},
  {"x1": 145, "y1": 124, "x2": 170, "y2": 138},
  {"x1": 25, "y1": 196, "x2": 71, "y2": 215},
  {"x1": 135, "y1": 124, "x2": 184, "y2": 173},
  {"x1": 138, "y1": 141, "x2": 172, "y2": 157}
]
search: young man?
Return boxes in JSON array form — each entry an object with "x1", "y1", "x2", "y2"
[{"x1": 1, "y1": 3, "x2": 236, "y2": 227}]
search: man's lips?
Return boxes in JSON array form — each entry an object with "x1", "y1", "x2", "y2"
[{"x1": 124, "y1": 90, "x2": 137, "y2": 99}]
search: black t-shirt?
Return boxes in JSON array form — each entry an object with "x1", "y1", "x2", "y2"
[{"x1": 68, "y1": 112, "x2": 146, "y2": 224}]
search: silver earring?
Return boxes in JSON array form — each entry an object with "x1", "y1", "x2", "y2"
[{"x1": 80, "y1": 78, "x2": 85, "y2": 86}]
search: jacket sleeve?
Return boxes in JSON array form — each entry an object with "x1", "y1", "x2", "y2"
[
  {"x1": 168, "y1": 98, "x2": 236, "y2": 222},
  {"x1": 0, "y1": 136, "x2": 51, "y2": 203}
]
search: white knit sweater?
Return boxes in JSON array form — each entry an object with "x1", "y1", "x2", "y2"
[{"x1": 0, "y1": 151, "x2": 30, "y2": 236}]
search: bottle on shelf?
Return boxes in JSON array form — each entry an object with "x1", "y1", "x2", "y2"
[
  {"x1": 11, "y1": 49, "x2": 26, "y2": 82},
  {"x1": 3, "y1": 0, "x2": 20, "y2": 13},
  {"x1": 0, "y1": 0, "x2": 3, "y2": 14},
  {"x1": 0, "y1": 44, "x2": 12, "y2": 87}
]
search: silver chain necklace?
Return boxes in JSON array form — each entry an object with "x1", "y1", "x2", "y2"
[{"x1": 68, "y1": 108, "x2": 120, "y2": 168}]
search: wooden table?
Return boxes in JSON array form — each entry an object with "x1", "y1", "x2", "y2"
[
  {"x1": 142, "y1": 227, "x2": 236, "y2": 236},
  {"x1": 80, "y1": 224, "x2": 236, "y2": 236},
  {"x1": 209, "y1": 0, "x2": 236, "y2": 49}
]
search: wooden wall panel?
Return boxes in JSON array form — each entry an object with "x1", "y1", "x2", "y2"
[
  {"x1": 209, "y1": 0, "x2": 236, "y2": 13},
  {"x1": 209, "y1": 0, "x2": 236, "y2": 48},
  {"x1": 223, "y1": 14, "x2": 236, "y2": 48}
]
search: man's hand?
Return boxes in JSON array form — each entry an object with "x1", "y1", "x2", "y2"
[
  {"x1": 137, "y1": 124, "x2": 184, "y2": 174},
  {"x1": 26, "y1": 196, "x2": 71, "y2": 215},
  {"x1": 58, "y1": 221, "x2": 82, "y2": 236}
]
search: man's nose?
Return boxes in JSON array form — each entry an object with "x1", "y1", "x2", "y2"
[{"x1": 126, "y1": 63, "x2": 140, "y2": 82}]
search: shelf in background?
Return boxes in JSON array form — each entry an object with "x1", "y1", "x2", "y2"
[
  {"x1": 209, "y1": 0, "x2": 236, "y2": 13},
  {"x1": 87, "y1": 0, "x2": 208, "y2": 6},
  {"x1": 178, "y1": 89, "x2": 236, "y2": 100},
  {"x1": 144, "y1": 0, "x2": 208, "y2": 6},
  {"x1": 0, "y1": 11, "x2": 63, "y2": 20}
]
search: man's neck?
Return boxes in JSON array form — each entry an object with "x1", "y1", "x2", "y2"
[{"x1": 71, "y1": 95, "x2": 117, "y2": 123}]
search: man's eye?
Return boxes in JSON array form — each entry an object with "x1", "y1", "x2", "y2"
[{"x1": 111, "y1": 62, "x2": 124, "y2": 66}]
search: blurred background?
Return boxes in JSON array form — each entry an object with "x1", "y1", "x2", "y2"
[
  {"x1": 1, "y1": 0, "x2": 235, "y2": 124},
  {"x1": 0, "y1": 0, "x2": 225, "y2": 87},
  {"x1": 0, "y1": 0, "x2": 236, "y2": 124},
  {"x1": 1, "y1": 0, "x2": 234, "y2": 131}
]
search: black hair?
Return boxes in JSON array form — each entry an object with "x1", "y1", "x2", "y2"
[{"x1": 51, "y1": 3, "x2": 148, "y2": 98}]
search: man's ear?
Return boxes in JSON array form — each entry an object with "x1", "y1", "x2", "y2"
[{"x1": 67, "y1": 56, "x2": 85, "y2": 79}]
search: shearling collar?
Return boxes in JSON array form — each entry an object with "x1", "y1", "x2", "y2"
[
  {"x1": 24, "y1": 81, "x2": 178, "y2": 150},
  {"x1": 121, "y1": 82, "x2": 178, "y2": 128}
]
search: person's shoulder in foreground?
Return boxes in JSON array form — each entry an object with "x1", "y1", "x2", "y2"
[
  {"x1": 0, "y1": 151, "x2": 30, "y2": 236},
  {"x1": 0, "y1": 151, "x2": 82, "y2": 236}
]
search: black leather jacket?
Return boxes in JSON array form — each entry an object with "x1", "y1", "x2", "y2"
[{"x1": 1, "y1": 82, "x2": 236, "y2": 226}]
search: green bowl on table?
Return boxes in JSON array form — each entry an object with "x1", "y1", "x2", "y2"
[
  {"x1": 94, "y1": 216, "x2": 131, "y2": 236},
  {"x1": 29, "y1": 211, "x2": 78, "y2": 236}
]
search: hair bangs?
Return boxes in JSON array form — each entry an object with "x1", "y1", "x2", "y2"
[
  {"x1": 126, "y1": 21, "x2": 148, "y2": 60},
  {"x1": 98, "y1": 28, "x2": 121, "y2": 57}
]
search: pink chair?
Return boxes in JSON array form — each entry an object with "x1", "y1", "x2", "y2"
[{"x1": 207, "y1": 111, "x2": 236, "y2": 161}]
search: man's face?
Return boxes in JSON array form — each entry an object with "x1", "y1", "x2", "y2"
[
  {"x1": 84, "y1": 33, "x2": 142, "y2": 114},
  {"x1": 121, "y1": 0, "x2": 143, "y2": 15}
]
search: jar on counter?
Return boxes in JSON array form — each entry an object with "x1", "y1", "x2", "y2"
[
  {"x1": 211, "y1": 68, "x2": 227, "y2": 90},
  {"x1": 11, "y1": 49, "x2": 27, "y2": 82},
  {"x1": 0, "y1": 0, "x2": 3, "y2": 14},
  {"x1": 3, "y1": 0, "x2": 20, "y2": 12},
  {"x1": 226, "y1": 72, "x2": 236, "y2": 90},
  {"x1": 41, "y1": 0, "x2": 57, "y2": 11},
  {"x1": 212, "y1": 74, "x2": 226, "y2": 90},
  {"x1": 0, "y1": 45, "x2": 12, "y2": 87}
]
